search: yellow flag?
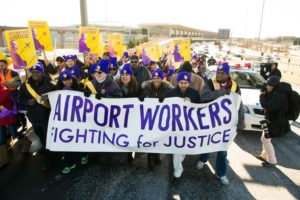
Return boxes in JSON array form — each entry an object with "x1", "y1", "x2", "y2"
[
  {"x1": 0, "y1": 52, "x2": 13, "y2": 66},
  {"x1": 173, "y1": 38, "x2": 191, "y2": 62},
  {"x1": 4, "y1": 29, "x2": 38, "y2": 69},
  {"x1": 79, "y1": 27, "x2": 100, "y2": 55},
  {"x1": 140, "y1": 44, "x2": 160, "y2": 65},
  {"x1": 28, "y1": 21, "x2": 53, "y2": 51},
  {"x1": 107, "y1": 34, "x2": 123, "y2": 58}
]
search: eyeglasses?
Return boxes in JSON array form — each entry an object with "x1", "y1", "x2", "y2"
[
  {"x1": 109, "y1": 68, "x2": 117, "y2": 71},
  {"x1": 94, "y1": 71, "x2": 102, "y2": 74},
  {"x1": 131, "y1": 61, "x2": 138, "y2": 64}
]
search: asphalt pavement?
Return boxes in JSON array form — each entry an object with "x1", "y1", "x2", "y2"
[{"x1": 0, "y1": 125, "x2": 300, "y2": 200}]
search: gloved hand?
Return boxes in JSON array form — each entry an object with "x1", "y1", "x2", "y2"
[
  {"x1": 138, "y1": 96, "x2": 145, "y2": 102},
  {"x1": 95, "y1": 92, "x2": 105, "y2": 100},
  {"x1": 225, "y1": 88, "x2": 231, "y2": 95},
  {"x1": 84, "y1": 90, "x2": 91, "y2": 97},
  {"x1": 159, "y1": 97, "x2": 164, "y2": 103}
]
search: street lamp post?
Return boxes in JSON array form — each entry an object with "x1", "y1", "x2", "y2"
[
  {"x1": 257, "y1": 0, "x2": 266, "y2": 52},
  {"x1": 80, "y1": 0, "x2": 88, "y2": 26}
]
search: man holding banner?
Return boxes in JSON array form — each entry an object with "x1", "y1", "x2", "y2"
[
  {"x1": 196, "y1": 62, "x2": 245, "y2": 185},
  {"x1": 18, "y1": 63, "x2": 55, "y2": 171},
  {"x1": 163, "y1": 72, "x2": 201, "y2": 180}
]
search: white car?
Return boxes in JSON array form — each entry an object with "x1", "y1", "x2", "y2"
[{"x1": 207, "y1": 66, "x2": 266, "y2": 132}]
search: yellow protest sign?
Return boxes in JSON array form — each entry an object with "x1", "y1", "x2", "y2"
[
  {"x1": 28, "y1": 21, "x2": 53, "y2": 51},
  {"x1": 0, "y1": 52, "x2": 13, "y2": 66},
  {"x1": 140, "y1": 43, "x2": 160, "y2": 65},
  {"x1": 79, "y1": 27, "x2": 100, "y2": 55},
  {"x1": 4, "y1": 29, "x2": 38, "y2": 69},
  {"x1": 173, "y1": 38, "x2": 191, "y2": 62},
  {"x1": 98, "y1": 32, "x2": 105, "y2": 57},
  {"x1": 107, "y1": 34, "x2": 123, "y2": 58}
]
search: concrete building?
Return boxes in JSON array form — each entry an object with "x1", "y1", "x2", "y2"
[{"x1": 139, "y1": 23, "x2": 218, "y2": 41}]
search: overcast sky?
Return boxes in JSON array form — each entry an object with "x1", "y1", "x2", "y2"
[{"x1": 0, "y1": 0, "x2": 298, "y2": 38}]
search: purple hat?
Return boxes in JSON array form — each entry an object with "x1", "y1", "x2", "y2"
[
  {"x1": 152, "y1": 68, "x2": 163, "y2": 80},
  {"x1": 123, "y1": 52, "x2": 129, "y2": 58},
  {"x1": 149, "y1": 60, "x2": 156, "y2": 66},
  {"x1": 59, "y1": 70, "x2": 73, "y2": 81},
  {"x1": 110, "y1": 57, "x2": 118, "y2": 68},
  {"x1": 99, "y1": 59, "x2": 110, "y2": 74},
  {"x1": 177, "y1": 72, "x2": 191, "y2": 83},
  {"x1": 63, "y1": 55, "x2": 77, "y2": 61},
  {"x1": 90, "y1": 63, "x2": 101, "y2": 74},
  {"x1": 217, "y1": 62, "x2": 230, "y2": 76},
  {"x1": 120, "y1": 63, "x2": 133, "y2": 76},
  {"x1": 167, "y1": 69, "x2": 175, "y2": 77},
  {"x1": 29, "y1": 62, "x2": 44, "y2": 74}
]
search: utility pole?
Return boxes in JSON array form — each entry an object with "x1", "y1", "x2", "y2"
[
  {"x1": 257, "y1": 0, "x2": 266, "y2": 52},
  {"x1": 80, "y1": 0, "x2": 88, "y2": 57},
  {"x1": 80, "y1": 0, "x2": 88, "y2": 26}
]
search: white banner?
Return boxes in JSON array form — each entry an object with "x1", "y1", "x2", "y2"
[{"x1": 46, "y1": 91, "x2": 241, "y2": 154}]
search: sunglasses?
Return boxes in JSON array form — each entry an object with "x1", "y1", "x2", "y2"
[
  {"x1": 131, "y1": 61, "x2": 138, "y2": 64},
  {"x1": 109, "y1": 68, "x2": 117, "y2": 71},
  {"x1": 94, "y1": 71, "x2": 102, "y2": 74}
]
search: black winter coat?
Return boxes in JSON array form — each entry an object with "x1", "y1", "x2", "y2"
[
  {"x1": 260, "y1": 83, "x2": 290, "y2": 137},
  {"x1": 269, "y1": 68, "x2": 282, "y2": 79},
  {"x1": 141, "y1": 80, "x2": 173, "y2": 98},
  {"x1": 18, "y1": 76, "x2": 55, "y2": 125}
]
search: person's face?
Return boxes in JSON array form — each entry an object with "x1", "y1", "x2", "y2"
[
  {"x1": 266, "y1": 85, "x2": 273, "y2": 93},
  {"x1": 192, "y1": 61, "x2": 198, "y2": 68},
  {"x1": 31, "y1": 70, "x2": 43, "y2": 81},
  {"x1": 0, "y1": 62, "x2": 7, "y2": 72},
  {"x1": 149, "y1": 64, "x2": 156, "y2": 71},
  {"x1": 216, "y1": 71, "x2": 228, "y2": 83},
  {"x1": 130, "y1": 59, "x2": 138, "y2": 68},
  {"x1": 109, "y1": 66, "x2": 118, "y2": 76},
  {"x1": 198, "y1": 65, "x2": 206, "y2": 73},
  {"x1": 152, "y1": 77, "x2": 162, "y2": 88},
  {"x1": 63, "y1": 78, "x2": 73, "y2": 87},
  {"x1": 271, "y1": 64, "x2": 276, "y2": 71},
  {"x1": 121, "y1": 74, "x2": 131, "y2": 85},
  {"x1": 102, "y1": 55, "x2": 110, "y2": 60},
  {"x1": 66, "y1": 59, "x2": 75, "y2": 68},
  {"x1": 178, "y1": 80, "x2": 190, "y2": 92},
  {"x1": 123, "y1": 57, "x2": 129, "y2": 63},
  {"x1": 56, "y1": 61, "x2": 65, "y2": 69},
  {"x1": 94, "y1": 70, "x2": 107, "y2": 81},
  {"x1": 83, "y1": 34, "x2": 87, "y2": 41}
]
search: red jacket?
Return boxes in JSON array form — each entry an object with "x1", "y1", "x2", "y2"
[{"x1": 0, "y1": 86, "x2": 17, "y2": 125}]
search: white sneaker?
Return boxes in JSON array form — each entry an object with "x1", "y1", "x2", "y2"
[
  {"x1": 196, "y1": 161, "x2": 205, "y2": 170},
  {"x1": 216, "y1": 175, "x2": 229, "y2": 185}
]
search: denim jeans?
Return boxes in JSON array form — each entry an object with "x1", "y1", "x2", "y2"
[
  {"x1": 199, "y1": 151, "x2": 227, "y2": 177},
  {"x1": 0, "y1": 124, "x2": 18, "y2": 145}
]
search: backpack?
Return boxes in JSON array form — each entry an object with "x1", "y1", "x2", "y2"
[{"x1": 279, "y1": 82, "x2": 300, "y2": 121}]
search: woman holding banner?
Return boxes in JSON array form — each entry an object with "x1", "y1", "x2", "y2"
[
  {"x1": 163, "y1": 72, "x2": 201, "y2": 180},
  {"x1": 116, "y1": 63, "x2": 143, "y2": 163},
  {"x1": 56, "y1": 70, "x2": 89, "y2": 173},
  {"x1": 141, "y1": 68, "x2": 173, "y2": 170}
]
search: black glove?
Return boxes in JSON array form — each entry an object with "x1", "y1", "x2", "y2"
[
  {"x1": 225, "y1": 88, "x2": 231, "y2": 95},
  {"x1": 159, "y1": 97, "x2": 164, "y2": 103},
  {"x1": 138, "y1": 96, "x2": 145, "y2": 102},
  {"x1": 84, "y1": 90, "x2": 91, "y2": 97},
  {"x1": 95, "y1": 92, "x2": 104, "y2": 100}
]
